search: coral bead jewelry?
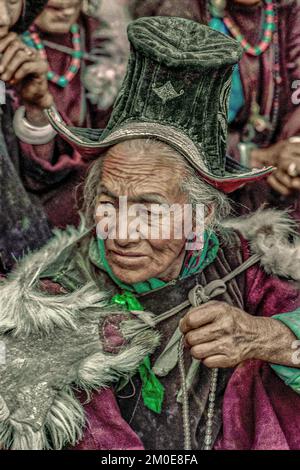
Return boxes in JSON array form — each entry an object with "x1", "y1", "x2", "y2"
[
  {"x1": 22, "y1": 24, "x2": 83, "y2": 88},
  {"x1": 223, "y1": 0, "x2": 275, "y2": 56}
]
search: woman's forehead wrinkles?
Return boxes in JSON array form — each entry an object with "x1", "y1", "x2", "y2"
[
  {"x1": 103, "y1": 168, "x2": 179, "y2": 194},
  {"x1": 104, "y1": 147, "x2": 184, "y2": 174},
  {"x1": 101, "y1": 149, "x2": 185, "y2": 202},
  {"x1": 102, "y1": 158, "x2": 183, "y2": 184}
]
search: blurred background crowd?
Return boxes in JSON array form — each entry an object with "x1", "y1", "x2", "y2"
[{"x1": 1, "y1": 0, "x2": 300, "y2": 272}]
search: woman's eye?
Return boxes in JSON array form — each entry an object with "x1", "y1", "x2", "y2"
[
  {"x1": 96, "y1": 201, "x2": 116, "y2": 217},
  {"x1": 135, "y1": 207, "x2": 151, "y2": 220},
  {"x1": 99, "y1": 201, "x2": 115, "y2": 207}
]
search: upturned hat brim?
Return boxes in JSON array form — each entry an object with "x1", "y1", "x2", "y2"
[{"x1": 46, "y1": 106, "x2": 274, "y2": 194}]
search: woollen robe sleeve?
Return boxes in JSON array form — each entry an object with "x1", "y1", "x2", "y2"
[{"x1": 215, "y1": 238, "x2": 300, "y2": 450}]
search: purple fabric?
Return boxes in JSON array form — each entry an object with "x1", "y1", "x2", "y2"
[
  {"x1": 215, "y1": 360, "x2": 300, "y2": 450},
  {"x1": 101, "y1": 315, "x2": 127, "y2": 354},
  {"x1": 73, "y1": 388, "x2": 144, "y2": 450},
  {"x1": 215, "y1": 237, "x2": 300, "y2": 449}
]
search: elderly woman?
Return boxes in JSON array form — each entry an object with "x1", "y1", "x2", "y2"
[
  {"x1": 130, "y1": 0, "x2": 300, "y2": 221},
  {"x1": 1, "y1": 17, "x2": 300, "y2": 450},
  {"x1": 0, "y1": 0, "x2": 52, "y2": 272}
]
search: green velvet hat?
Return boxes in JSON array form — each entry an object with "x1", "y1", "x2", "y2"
[{"x1": 46, "y1": 16, "x2": 274, "y2": 193}]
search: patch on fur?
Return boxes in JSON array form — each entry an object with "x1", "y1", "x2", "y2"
[{"x1": 0, "y1": 223, "x2": 160, "y2": 450}]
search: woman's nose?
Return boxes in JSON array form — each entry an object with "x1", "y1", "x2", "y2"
[{"x1": 60, "y1": 7, "x2": 76, "y2": 17}]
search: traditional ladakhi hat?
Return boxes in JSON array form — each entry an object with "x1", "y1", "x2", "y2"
[{"x1": 46, "y1": 16, "x2": 274, "y2": 193}]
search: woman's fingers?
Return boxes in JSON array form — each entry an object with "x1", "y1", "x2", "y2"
[
  {"x1": 13, "y1": 60, "x2": 48, "y2": 83},
  {"x1": 267, "y1": 174, "x2": 293, "y2": 196},
  {"x1": 0, "y1": 34, "x2": 39, "y2": 83},
  {"x1": 0, "y1": 50, "x2": 37, "y2": 82},
  {"x1": 279, "y1": 154, "x2": 300, "y2": 173},
  {"x1": 179, "y1": 302, "x2": 220, "y2": 334},
  {"x1": 274, "y1": 169, "x2": 294, "y2": 188},
  {"x1": 291, "y1": 177, "x2": 300, "y2": 190},
  {"x1": 185, "y1": 323, "x2": 222, "y2": 347},
  {"x1": 0, "y1": 33, "x2": 52, "y2": 110},
  {"x1": 190, "y1": 341, "x2": 222, "y2": 360},
  {"x1": 0, "y1": 40, "x2": 33, "y2": 74},
  {"x1": 0, "y1": 32, "x2": 17, "y2": 54}
]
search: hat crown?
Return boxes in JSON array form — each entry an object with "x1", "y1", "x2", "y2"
[
  {"x1": 128, "y1": 16, "x2": 242, "y2": 69},
  {"x1": 46, "y1": 16, "x2": 273, "y2": 193},
  {"x1": 103, "y1": 17, "x2": 243, "y2": 177}
]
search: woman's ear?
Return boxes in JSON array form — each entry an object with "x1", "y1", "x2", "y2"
[
  {"x1": 204, "y1": 204, "x2": 215, "y2": 227},
  {"x1": 191, "y1": 204, "x2": 215, "y2": 234}
]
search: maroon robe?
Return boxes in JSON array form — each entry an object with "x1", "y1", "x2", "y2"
[
  {"x1": 42, "y1": 233, "x2": 300, "y2": 450},
  {"x1": 216, "y1": 236, "x2": 300, "y2": 449}
]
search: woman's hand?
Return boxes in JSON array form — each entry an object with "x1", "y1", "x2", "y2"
[
  {"x1": 0, "y1": 32, "x2": 53, "y2": 110},
  {"x1": 268, "y1": 140, "x2": 300, "y2": 196},
  {"x1": 179, "y1": 301, "x2": 297, "y2": 369},
  {"x1": 251, "y1": 140, "x2": 300, "y2": 196}
]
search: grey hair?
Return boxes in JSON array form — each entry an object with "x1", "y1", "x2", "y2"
[{"x1": 82, "y1": 138, "x2": 231, "y2": 230}]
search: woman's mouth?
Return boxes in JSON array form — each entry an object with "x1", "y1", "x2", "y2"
[
  {"x1": 45, "y1": 5, "x2": 76, "y2": 18},
  {"x1": 109, "y1": 250, "x2": 149, "y2": 267}
]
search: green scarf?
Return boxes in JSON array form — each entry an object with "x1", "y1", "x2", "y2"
[
  {"x1": 97, "y1": 231, "x2": 219, "y2": 294},
  {"x1": 96, "y1": 232, "x2": 220, "y2": 413}
]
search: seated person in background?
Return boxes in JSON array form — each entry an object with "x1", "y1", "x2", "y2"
[
  {"x1": 2, "y1": 18, "x2": 300, "y2": 451},
  {"x1": 130, "y1": 0, "x2": 300, "y2": 223}
]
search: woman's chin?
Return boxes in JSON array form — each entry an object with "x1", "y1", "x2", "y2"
[
  {"x1": 110, "y1": 264, "x2": 155, "y2": 285},
  {"x1": 36, "y1": 20, "x2": 75, "y2": 34}
]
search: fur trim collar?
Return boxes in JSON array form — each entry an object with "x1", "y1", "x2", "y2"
[
  {"x1": 0, "y1": 225, "x2": 159, "y2": 450},
  {"x1": 223, "y1": 209, "x2": 300, "y2": 282}
]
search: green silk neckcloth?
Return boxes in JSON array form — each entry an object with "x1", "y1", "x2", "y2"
[{"x1": 96, "y1": 231, "x2": 219, "y2": 294}]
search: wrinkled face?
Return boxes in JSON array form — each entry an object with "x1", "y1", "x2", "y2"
[
  {"x1": 0, "y1": 0, "x2": 23, "y2": 38},
  {"x1": 35, "y1": 0, "x2": 83, "y2": 34},
  {"x1": 94, "y1": 142, "x2": 198, "y2": 285}
]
